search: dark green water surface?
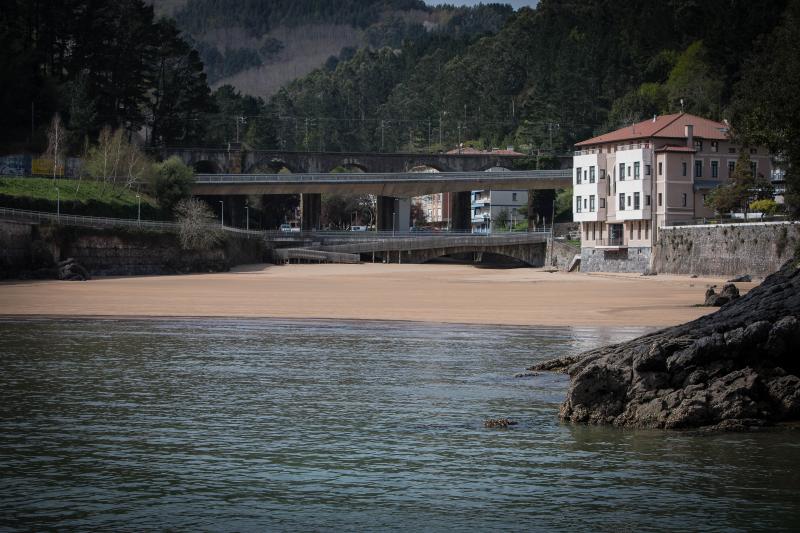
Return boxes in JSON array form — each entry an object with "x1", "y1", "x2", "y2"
[{"x1": 0, "y1": 318, "x2": 798, "y2": 531}]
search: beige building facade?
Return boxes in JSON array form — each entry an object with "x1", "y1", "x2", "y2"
[{"x1": 572, "y1": 113, "x2": 773, "y2": 272}]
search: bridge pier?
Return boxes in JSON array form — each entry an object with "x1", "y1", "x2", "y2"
[
  {"x1": 450, "y1": 191, "x2": 471, "y2": 232},
  {"x1": 301, "y1": 193, "x2": 321, "y2": 230},
  {"x1": 377, "y1": 196, "x2": 410, "y2": 232}
]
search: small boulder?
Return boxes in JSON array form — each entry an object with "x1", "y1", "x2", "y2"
[
  {"x1": 484, "y1": 418, "x2": 518, "y2": 428},
  {"x1": 719, "y1": 283, "x2": 740, "y2": 300},
  {"x1": 728, "y1": 274, "x2": 752, "y2": 283},
  {"x1": 514, "y1": 371, "x2": 540, "y2": 378}
]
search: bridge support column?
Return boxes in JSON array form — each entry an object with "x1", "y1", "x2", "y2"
[
  {"x1": 449, "y1": 191, "x2": 471, "y2": 232},
  {"x1": 377, "y1": 196, "x2": 411, "y2": 232},
  {"x1": 301, "y1": 193, "x2": 321, "y2": 231}
]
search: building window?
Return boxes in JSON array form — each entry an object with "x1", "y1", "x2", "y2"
[
  {"x1": 634, "y1": 162, "x2": 640, "y2": 179},
  {"x1": 728, "y1": 147, "x2": 737, "y2": 154},
  {"x1": 600, "y1": 198, "x2": 606, "y2": 209},
  {"x1": 576, "y1": 167, "x2": 582, "y2": 184},
  {"x1": 729, "y1": 160, "x2": 736, "y2": 177},
  {"x1": 590, "y1": 195, "x2": 595, "y2": 212},
  {"x1": 645, "y1": 220, "x2": 649, "y2": 239},
  {"x1": 600, "y1": 169, "x2": 606, "y2": 179},
  {"x1": 619, "y1": 163, "x2": 625, "y2": 181},
  {"x1": 658, "y1": 192, "x2": 663, "y2": 206},
  {"x1": 682, "y1": 193, "x2": 688, "y2": 207},
  {"x1": 694, "y1": 139, "x2": 703, "y2": 151},
  {"x1": 627, "y1": 165, "x2": 631, "y2": 178},
  {"x1": 512, "y1": 193, "x2": 517, "y2": 201},
  {"x1": 627, "y1": 195, "x2": 631, "y2": 207},
  {"x1": 682, "y1": 162, "x2": 687, "y2": 176},
  {"x1": 711, "y1": 141, "x2": 718, "y2": 153},
  {"x1": 592, "y1": 223, "x2": 596, "y2": 240},
  {"x1": 584, "y1": 170, "x2": 588, "y2": 182},
  {"x1": 630, "y1": 223, "x2": 634, "y2": 239},
  {"x1": 711, "y1": 161, "x2": 719, "y2": 178},
  {"x1": 575, "y1": 196, "x2": 581, "y2": 213},
  {"x1": 634, "y1": 192, "x2": 640, "y2": 210},
  {"x1": 645, "y1": 164, "x2": 651, "y2": 176},
  {"x1": 645, "y1": 195, "x2": 651, "y2": 206},
  {"x1": 695, "y1": 160, "x2": 703, "y2": 178},
  {"x1": 637, "y1": 221, "x2": 642, "y2": 239},
  {"x1": 750, "y1": 148, "x2": 757, "y2": 155},
  {"x1": 589, "y1": 166, "x2": 596, "y2": 183},
  {"x1": 658, "y1": 161, "x2": 663, "y2": 176},
  {"x1": 619, "y1": 193, "x2": 625, "y2": 210},
  {"x1": 584, "y1": 198, "x2": 588, "y2": 210},
  {"x1": 750, "y1": 161, "x2": 757, "y2": 176}
]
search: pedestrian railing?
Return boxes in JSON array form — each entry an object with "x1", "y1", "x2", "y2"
[{"x1": 0, "y1": 207, "x2": 263, "y2": 236}]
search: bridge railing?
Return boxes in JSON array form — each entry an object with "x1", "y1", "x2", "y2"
[{"x1": 264, "y1": 227, "x2": 552, "y2": 240}]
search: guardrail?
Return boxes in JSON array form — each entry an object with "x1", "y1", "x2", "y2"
[
  {"x1": 194, "y1": 169, "x2": 572, "y2": 184},
  {"x1": 0, "y1": 207, "x2": 263, "y2": 236},
  {"x1": 665, "y1": 216, "x2": 792, "y2": 227}
]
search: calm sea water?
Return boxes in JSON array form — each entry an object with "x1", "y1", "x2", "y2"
[{"x1": 1, "y1": 318, "x2": 798, "y2": 531}]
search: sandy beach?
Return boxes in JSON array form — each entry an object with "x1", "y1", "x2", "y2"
[{"x1": 0, "y1": 264, "x2": 751, "y2": 327}]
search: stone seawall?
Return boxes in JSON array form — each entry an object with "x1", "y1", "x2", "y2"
[
  {"x1": 581, "y1": 246, "x2": 652, "y2": 273},
  {"x1": 653, "y1": 222, "x2": 799, "y2": 278},
  {"x1": 0, "y1": 220, "x2": 265, "y2": 278}
]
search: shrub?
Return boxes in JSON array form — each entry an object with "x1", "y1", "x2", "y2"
[
  {"x1": 748, "y1": 199, "x2": 778, "y2": 217},
  {"x1": 150, "y1": 157, "x2": 195, "y2": 214}
]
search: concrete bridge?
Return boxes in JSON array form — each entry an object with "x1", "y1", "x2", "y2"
[
  {"x1": 149, "y1": 146, "x2": 562, "y2": 174},
  {"x1": 193, "y1": 169, "x2": 571, "y2": 232},
  {"x1": 270, "y1": 231, "x2": 551, "y2": 267}
]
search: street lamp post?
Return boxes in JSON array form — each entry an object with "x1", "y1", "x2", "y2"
[
  {"x1": 245, "y1": 204, "x2": 249, "y2": 231},
  {"x1": 55, "y1": 187, "x2": 60, "y2": 221},
  {"x1": 219, "y1": 200, "x2": 224, "y2": 227},
  {"x1": 136, "y1": 194, "x2": 141, "y2": 226}
]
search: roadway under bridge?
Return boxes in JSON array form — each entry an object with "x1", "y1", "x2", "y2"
[{"x1": 192, "y1": 170, "x2": 572, "y2": 232}]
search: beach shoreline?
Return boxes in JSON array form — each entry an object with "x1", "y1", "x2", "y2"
[{"x1": 0, "y1": 263, "x2": 752, "y2": 328}]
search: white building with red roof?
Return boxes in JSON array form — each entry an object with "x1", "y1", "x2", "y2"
[{"x1": 572, "y1": 112, "x2": 773, "y2": 272}]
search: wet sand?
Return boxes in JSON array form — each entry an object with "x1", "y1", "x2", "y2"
[{"x1": 0, "y1": 264, "x2": 751, "y2": 327}]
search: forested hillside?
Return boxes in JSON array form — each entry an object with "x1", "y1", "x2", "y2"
[{"x1": 157, "y1": 0, "x2": 512, "y2": 93}]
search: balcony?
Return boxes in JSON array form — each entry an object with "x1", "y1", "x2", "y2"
[{"x1": 596, "y1": 236, "x2": 627, "y2": 250}]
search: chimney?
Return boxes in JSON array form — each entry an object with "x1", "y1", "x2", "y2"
[{"x1": 685, "y1": 124, "x2": 693, "y2": 149}]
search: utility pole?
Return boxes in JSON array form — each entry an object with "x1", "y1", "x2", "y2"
[{"x1": 381, "y1": 120, "x2": 385, "y2": 151}]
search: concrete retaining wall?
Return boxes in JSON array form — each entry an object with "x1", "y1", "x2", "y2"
[{"x1": 652, "y1": 222, "x2": 799, "y2": 278}]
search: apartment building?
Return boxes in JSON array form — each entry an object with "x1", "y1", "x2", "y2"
[
  {"x1": 573, "y1": 112, "x2": 773, "y2": 272},
  {"x1": 471, "y1": 189, "x2": 528, "y2": 233}
]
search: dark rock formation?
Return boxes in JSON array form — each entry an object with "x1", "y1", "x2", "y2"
[
  {"x1": 484, "y1": 418, "x2": 518, "y2": 428},
  {"x1": 703, "y1": 283, "x2": 740, "y2": 306},
  {"x1": 514, "y1": 371, "x2": 541, "y2": 378},
  {"x1": 729, "y1": 274, "x2": 752, "y2": 282},
  {"x1": 535, "y1": 260, "x2": 800, "y2": 430}
]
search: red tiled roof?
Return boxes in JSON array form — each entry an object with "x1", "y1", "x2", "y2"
[
  {"x1": 445, "y1": 147, "x2": 525, "y2": 156},
  {"x1": 575, "y1": 113, "x2": 730, "y2": 147}
]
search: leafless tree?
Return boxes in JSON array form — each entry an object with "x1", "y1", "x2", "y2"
[
  {"x1": 44, "y1": 113, "x2": 65, "y2": 182},
  {"x1": 175, "y1": 198, "x2": 224, "y2": 250}
]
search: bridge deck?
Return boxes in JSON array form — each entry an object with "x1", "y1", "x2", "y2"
[{"x1": 193, "y1": 170, "x2": 572, "y2": 196}]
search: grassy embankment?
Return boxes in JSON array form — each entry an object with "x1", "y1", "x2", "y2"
[{"x1": 0, "y1": 176, "x2": 166, "y2": 219}]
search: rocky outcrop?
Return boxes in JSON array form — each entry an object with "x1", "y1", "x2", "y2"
[{"x1": 536, "y1": 260, "x2": 800, "y2": 430}]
